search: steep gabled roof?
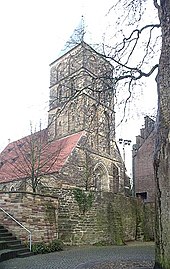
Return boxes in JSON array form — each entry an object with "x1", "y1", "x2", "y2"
[{"x1": 0, "y1": 130, "x2": 85, "y2": 183}]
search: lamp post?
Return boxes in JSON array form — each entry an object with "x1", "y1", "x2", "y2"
[{"x1": 118, "y1": 138, "x2": 132, "y2": 194}]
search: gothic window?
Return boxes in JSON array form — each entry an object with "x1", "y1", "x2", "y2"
[
  {"x1": 10, "y1": 186, "x2": 15, "y2": 192},
  {"x1": 50, "y1": 66, "x2": 57, "y2": 86},
  {"x1": 93, "y1": 163, "x2": 109, "y2": 192},
  {"x1": 55, "y1": 118, "x2": 62, "y2": 136},
  {"x1": 55, "y1": 109, "x2": 62, "y2": 136},
  {"x1": 57, "y1": 85, "x2": 62, "y2": 102},
  {"x1": 69, "y1": 56, "x2": 76, "y2": 74},
  {"x1": 57, "y1": 63, "x2": 65, "y2": 81}
]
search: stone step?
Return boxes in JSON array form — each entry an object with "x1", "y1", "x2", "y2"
[
  {"x1": 0, "y1": 249, "x2": 17, "y2": 262},
  {"x1": 12, "y1": 247, "x2": 30, "y2": 254},
  {"x1": 0, "y1": 228, "x2": 8, "y2": 231},
  {"x1": 7, "y1": 243, "x2": 26, "y2": 250},
  {"x1": 4, "y1": 239, "x2": 21, "y2": 246},
  {"x1": 0, "y1": 231, "x2": 13, "y2": 237},
  {"x1": 0, "y1": 239, "x2": 22, "y2": 250},
  {"x1": 0, "y1": 235, "x2": 17, "y2": 241},
  {"x1": 0, "y1": 241, "x2": 7, "y2": 250},
  {"x1": 17, "y1": 251, "x2": 33, "y2": 258},
  {"x1": 0, "y1": 224, "x2": 32, "y2": 261}
]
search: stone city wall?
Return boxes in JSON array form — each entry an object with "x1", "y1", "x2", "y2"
[
  {"x1": 0, "y1": 189, "x2": 154, "y2": 246},
  {"x1": 51, "y1": 188, "x2": 155, "y2": 245},
  {"x1": 0, "y1": 191, "x2": 58, "y2": 244}
]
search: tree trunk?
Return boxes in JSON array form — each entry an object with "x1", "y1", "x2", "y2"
[{"x1": 154, "y1": 1, "x2": 170, "y2": 268}]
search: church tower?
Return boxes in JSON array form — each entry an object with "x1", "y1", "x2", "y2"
[{"x1": 48, "y1": 41, "x2": 115, "y2": 155}]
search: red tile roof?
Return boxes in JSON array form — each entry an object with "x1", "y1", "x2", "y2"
[{"x1": 0, "y1": 130, "x2": 85, "y2": 183}]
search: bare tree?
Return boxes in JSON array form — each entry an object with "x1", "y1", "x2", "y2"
[{"x1": 1, "y1": 123, "x2": 67, "y2": 193}]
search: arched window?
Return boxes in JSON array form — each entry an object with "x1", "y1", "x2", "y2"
[
  {"x1": 55, "y1": 109, "x2": 62, "y2": 136},
  {"x1": 10, "y1": 186, "x2": 15, "y2": 192},
  {"x1": 93, "y1": 162, "x2": 109, "y2": 192},
  {"x1": 57, "y1": 63, "x2": 64, "y2": 81},
  {"x1": 68, "y1": 56, "x2": 75, "y2": 74},
  {"x1": 57, "y1": 85, "x2": 62, "y2": 102}
]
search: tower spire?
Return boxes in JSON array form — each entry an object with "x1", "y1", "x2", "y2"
[
  {"x1": 80, "y1": 15, "x2": 85, "y2": 42},
  {"x1": 65, "y1": 16, "x2": 85, "y2": 47},
  {"x1": 59, "y1": 16, "x2": 86, "y2": 57}
]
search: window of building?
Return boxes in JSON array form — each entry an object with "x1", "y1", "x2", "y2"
[
  {"x1": 93, "y1": 163, "x2": 109, "y2": 192},
  {"x1": 57, "y1": 85, "x2": 62, "y2": 102},
  {"x1": 10, "y1": 186, "x2": 15, "y2": 192},
  {"x1": 136, "y1": 192, "x2": 147, "y2": 200}
]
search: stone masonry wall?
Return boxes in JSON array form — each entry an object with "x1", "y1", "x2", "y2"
[
  {"x1": 0, "y1": 191, "x2": 58, "y2": 244},
  {"x1": 50, "y1": 188, "x2": 154, "y2": 245},
  {"x1": 0, "y1": 189, "x2": 154, "y2": 246}
]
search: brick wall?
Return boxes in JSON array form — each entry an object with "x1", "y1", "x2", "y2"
[
  {"x1": 133, "y1": 131, "x2": 155, "y2": 202},
  {"x1": 0, "y1": 192, "x2": 58, "y2": 243}
]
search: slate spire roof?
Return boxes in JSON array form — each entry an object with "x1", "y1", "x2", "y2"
[{"x1": 58, "y1": 16, "x2": 85, "y2": 57}]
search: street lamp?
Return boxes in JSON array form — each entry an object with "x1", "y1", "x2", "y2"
[
  {"x1": 118, "y1": 138, "x2": 131, "y2": 164},
  {"x1": 119, "y1": 138, "x2": 132, "y2": 194}
]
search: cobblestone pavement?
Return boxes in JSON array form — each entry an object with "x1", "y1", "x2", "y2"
[{"x1": 0, "y1": 242, "x2": 155, "y2": 269}]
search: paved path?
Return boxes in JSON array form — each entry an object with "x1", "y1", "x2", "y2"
[{"x1": 0, "y1": 242, "x2": 155, "y2": 269}]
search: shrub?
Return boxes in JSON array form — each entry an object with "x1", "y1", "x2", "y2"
[
  {"x1": 48, "y1": 239, "x2": 64, "y2": 252},
  {"x1": 32, "y1": 242, "x2": 49, "y2": 254},
  {"x1": 31, "y1": 239, "x2": 64, "y2": 254},
  {"x1": 73, "y1": 188, "x2": 94, "y2": 214}
]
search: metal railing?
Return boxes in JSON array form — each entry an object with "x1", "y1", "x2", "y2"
[{"x1": 0, "y1": 207, "x2": 32, "y2": 251}]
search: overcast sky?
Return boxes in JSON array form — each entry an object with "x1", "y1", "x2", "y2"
[
  {"x1": 0, "y1": 0, "x2": 114, "y2": 147},
  {"x1": 0, "y1": 0, "x2": 158, "y2": 176}
]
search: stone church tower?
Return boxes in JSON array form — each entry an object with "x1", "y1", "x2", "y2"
[
  {"x1": 47, "y1": 41, "x2": 126, "y2": 193},
  {"x1": 0, "y1": 38, "x2": 127, "y2": 194},
  {"x1": 48, "y1": 41, "x2": 115, "y2": 154}
]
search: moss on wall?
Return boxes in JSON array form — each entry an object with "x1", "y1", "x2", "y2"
[
  {"x1": 54, "y1": 189, "x2": 155, "y2": 246},
  {"x1": 107, "y1": 202, "x2": 124, "y2": 245}
]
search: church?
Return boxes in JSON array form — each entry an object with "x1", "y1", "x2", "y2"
[{"x1": 0, "y1": 37, "x2": 129, "y2": 194}]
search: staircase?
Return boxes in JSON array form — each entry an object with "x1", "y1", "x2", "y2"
[{"x1": 0, "y1": 224, "x2": 32, "y2": 262}]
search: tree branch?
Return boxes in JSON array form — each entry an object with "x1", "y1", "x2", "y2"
[
  {"x1": 115, "y1": 64, "x2": 158, "y2": 83},
  {"x1": 153, "y1": 0, "x2": 160, "y2": 9}
]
